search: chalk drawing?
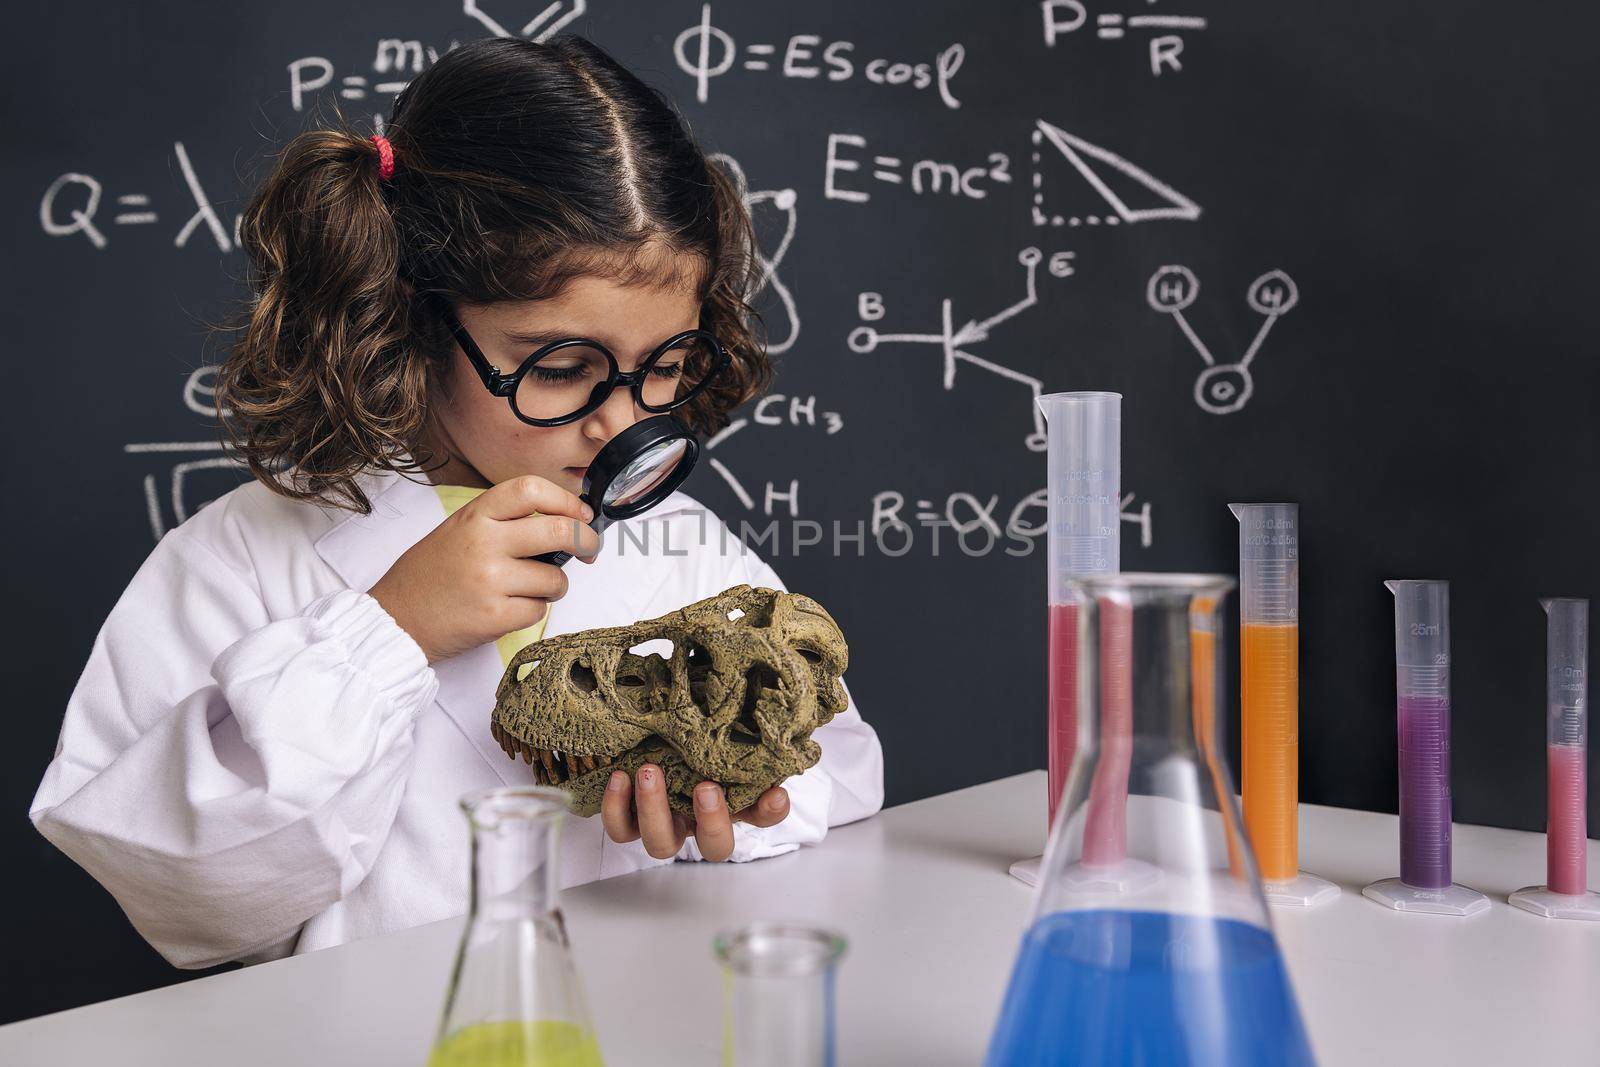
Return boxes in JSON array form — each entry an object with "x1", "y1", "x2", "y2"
[
  {"x1": 1146, "y1": 265, "x2": 1300, "y2": 414},
  {"x1": 704, "y1": 394, "x2": 845, "y2": 517},
  {"x1": 1042, "y1": 2, "x2": 1209, "y2": 76},
  {"x1": 464, "y1": 1, "x2": 587, "y2": 41},
  {"x1": 848, "y1": 247, "x2": 1077, "y2": 451},
  {"x1": 825, "y1": 133, "x2": 1011, "y2": 204},
  {"x1": 674, "y1": 5, "x2": 964, "y2": 108},
  {"x1": 39, "y1": 143, "x2": 240, "y2": 252},
  {"x1": 1031, "y1": 120, "x2": 1200, "y2": 227},
  {"x1": 709, "y1": 153, "x2": 800, "y2": 355},
  {"x1": 127, "y1": 366, "x2": 247, "y2": 540}
]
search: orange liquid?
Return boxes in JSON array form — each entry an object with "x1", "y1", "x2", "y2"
[{"x1": 1240, "y1": 624, "x2": 1299, "y2": 882}]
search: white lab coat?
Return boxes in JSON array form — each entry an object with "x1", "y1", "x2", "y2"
[{"x1": 30, "y1": 466, "x2": 884, "y2": 969}]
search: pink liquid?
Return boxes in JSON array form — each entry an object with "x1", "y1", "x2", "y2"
[
  {"x1": 1548, "y1": 743, "x2": 1588, "y2": 896},
  {"x1": 1047, "y1": 602, "x2": 1079, "y2": 827},
  {"x1": 1082, "y1": 599, "x2": 1133, "y2": 867}
]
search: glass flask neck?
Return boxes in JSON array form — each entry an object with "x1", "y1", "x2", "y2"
[
  {"x1": 465, "y1": 788, "x2": 565, "y2": 923},
  {"x1": 1039, "y1": 573, "x2": 1264, "y2": 924}
]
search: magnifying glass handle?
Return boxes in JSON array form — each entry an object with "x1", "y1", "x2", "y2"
[{"x1": 533, "y1": 549, "x2": 573, "y2": 567}]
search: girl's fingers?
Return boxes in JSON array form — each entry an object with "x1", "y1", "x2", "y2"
[
  {"x1": 600, "y1": 771, "x2": 639, "y2": 844},
  {"x1": 690, "y1": 782, "x2": 735, "y2": 862},
  {"x1": 634, "y1": 765, "x2": 683, "y2": 859},
  {"x1": 502, "y1": 513, "x2": 603, "y2": 561},
  {"x1": 732, "y1": 786, "x2": 790, "y2": 828},
  {"x1": 475, "y1": 475, "x2": 591, "y2": 523}
]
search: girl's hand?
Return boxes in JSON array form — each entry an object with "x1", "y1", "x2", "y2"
[
  {"x1": 600, "y1": 764, "x2": 791, "y2": 862},
  {"x1": 368, "y1": 475, "x2": 601, "y2": 664}
]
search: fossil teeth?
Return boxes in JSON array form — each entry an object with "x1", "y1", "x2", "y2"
[{"x1": 537, "y1": 747, "x2": 559, "y2": 783}]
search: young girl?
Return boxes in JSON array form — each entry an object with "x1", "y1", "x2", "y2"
[{"x1": 30, "y1": 35, "x2": 883, "y2": 970}]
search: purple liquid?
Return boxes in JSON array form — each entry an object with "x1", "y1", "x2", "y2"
[{"x1": 1398, "y1": 695, "x2": 1452, "y2": 889}]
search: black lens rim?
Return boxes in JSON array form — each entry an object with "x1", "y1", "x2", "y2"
[{"x1": 584, "y1": 414, "x2": 701, "y2": 520}]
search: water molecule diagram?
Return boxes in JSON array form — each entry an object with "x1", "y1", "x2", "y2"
[
  {"x1": 848, "y1": 247, "x2": 1077, "y2": 451},
  {"x1": 1146, "y1": 265, "x2": 1300, "y2": 415}
]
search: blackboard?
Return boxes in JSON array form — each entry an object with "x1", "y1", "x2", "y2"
[{"x1": 7, "y1": 0, "x2": 1598, "y2": 1021}]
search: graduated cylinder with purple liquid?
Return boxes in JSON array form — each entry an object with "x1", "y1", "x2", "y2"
[{"x1": 1388, "y1": 580, "x2": 1454, "y2": 890}]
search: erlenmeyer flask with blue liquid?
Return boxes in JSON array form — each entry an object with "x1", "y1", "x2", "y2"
[{"x1": 986, "y1": 574, "x2": 1317, "y2": 1066}]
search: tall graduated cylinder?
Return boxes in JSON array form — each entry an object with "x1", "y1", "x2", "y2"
[
  {"x1": 1229, "y1": 505, "x2": 1336, "y2": 907},
  {"x1": 987, "y1": 574, "x2": 1316, "y2": 1066},
  {"x1": 1039, "y1": 392, "x2": 1121, "y2": 829},
  {"x1": 428, "y1": 787, "x2": 604, "y2": 1067},
  {"x1": 1363, "y1": 581, "x2": 1487, "y2": 916}
]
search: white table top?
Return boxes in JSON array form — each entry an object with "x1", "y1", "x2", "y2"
[{"x1": 4, "y1": 771, "x2": 1598, "y2": 1065}]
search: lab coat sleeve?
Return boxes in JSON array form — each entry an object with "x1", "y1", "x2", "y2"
[
  {"x1": 677, "y1": 547, "x2": 885, "y2": 863},
  {"x1": 29, "y1": 526, "x2": 439, "y2": 969}
]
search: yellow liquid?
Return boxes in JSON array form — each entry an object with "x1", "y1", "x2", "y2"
[{"x1": 427, "y1": 1021, "x2": 604, "y2": 1067}]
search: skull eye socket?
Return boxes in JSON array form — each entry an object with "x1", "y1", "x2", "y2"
[
  {"x1": 619, "y1": 673, "x2": 646, "y2": 687},
  {"x1": 570, "y1": 662, "x2": 599, "y2": 693},
  {"x1": 795, "y1": 645, "x2": 822, "y2": 664}
]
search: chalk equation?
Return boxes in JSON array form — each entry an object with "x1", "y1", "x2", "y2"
[
  {"x1": 704, "y1": 398, "x2": 845, "y2": 517},
  {"x1": 288, "y1": 37, "x2": 448, "y2": 121},
  {"x1": 674, "y1": 4, "x2": 964, "y2": 108},
  {"x1": 824, "y1": 134, "x2": 1011, "y2": 204},
  {"x1": 1042, "y1": 1, "x2": 1209, "y2": 76},
  {"x1": 872, "y1": 488, "x2": 1153, "y2": 549},
  {"x1": 40, "y1": 143, "x2": 239, "y2": 252},
  {"x1": 126, "y1": 366, "x2": 247, "y2": 541},
  {"x1": 1032, "y1": 119, "x2": 1200, "y2": 227},
  {"x1": 848, "y1": 247, "x2": 1076, "y2": 452},
  {"x1": 1146, "y1": 265, "x2": 1299, "y2": 414}
]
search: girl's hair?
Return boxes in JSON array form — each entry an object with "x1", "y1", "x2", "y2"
[{"x1": 218, "y1": 34, "x2": 771, "y2": 514}]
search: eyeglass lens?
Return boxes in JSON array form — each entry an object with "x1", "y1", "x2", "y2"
[{"x1": 515, "y1": 334, "x2": 716, "y2": 422}]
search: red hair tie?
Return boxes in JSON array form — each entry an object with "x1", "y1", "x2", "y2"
[{"x1": 370, "y1": 134, "x2": 396, "y2": 181}]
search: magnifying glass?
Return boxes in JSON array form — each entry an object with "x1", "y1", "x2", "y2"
[{"x1": 534, "y1": 414, "x2": 701, "y2": 566}]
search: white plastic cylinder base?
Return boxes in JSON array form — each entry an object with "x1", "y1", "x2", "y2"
[
  {"x1": 1362, "y1": 877, "x2": 1489, "y2": 916},
  {"x1": 1057, "y1": 858, "x2": 1162, "y2": 894},
  {"x1": 1508, "y1": 886, "x2": 1600, "y2": 921},
  {"x1": 1263, "y1": 872, "x2": 1340, "y2": 908},
  {"x1": 1009, "y1": 855, "x2": 1043, "y2": 886}
]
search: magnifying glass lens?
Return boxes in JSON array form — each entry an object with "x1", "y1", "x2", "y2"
[{"x1": 603, "y1": 438, "x2": 690, "y2": 514}]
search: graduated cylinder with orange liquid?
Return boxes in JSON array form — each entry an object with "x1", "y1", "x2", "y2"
[{"x1": 1230, "y1": 503, "x2": 1338, "y2": 907}]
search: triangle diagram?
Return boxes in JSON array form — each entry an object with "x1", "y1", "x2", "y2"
[{"x1": 1034, "y1": 120, "x2": 1201, "y2": 224}]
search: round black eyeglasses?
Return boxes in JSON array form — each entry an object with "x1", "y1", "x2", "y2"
[{"x1": 438, "y1": 301, "x2": 731, "y2": 427}]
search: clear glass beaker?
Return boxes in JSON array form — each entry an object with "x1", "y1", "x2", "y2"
[
  {"x1": 986, "y1": 574, "x2": 1317, "y2": 1067},
  {"x1": 714, "y1": 922, "x2": 847, "y2": 1067},
  {"x1": 428, "y1": 786, "x2": 604, "y2": 1067}
]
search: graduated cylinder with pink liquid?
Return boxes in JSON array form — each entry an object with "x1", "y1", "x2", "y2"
[
  {"x1": 1510, "y1": 597, "x2": 1600, "y2": 921},
  {"x1": 1011, "y1": 392, "x2": 1124, "y2": 887}
]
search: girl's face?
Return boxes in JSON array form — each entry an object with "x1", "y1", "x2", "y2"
[{"x1": 428, "y1": 273, "x2": 703, "y2": 493}]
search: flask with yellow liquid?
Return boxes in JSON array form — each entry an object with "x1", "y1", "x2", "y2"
[{"x1": 427, "y1": 786, "x2": 604, "y2": 1067}]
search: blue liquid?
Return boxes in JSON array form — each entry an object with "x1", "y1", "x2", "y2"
[{"x1": 985, "y1": 909, "x2": 1316, "y2": 1067}]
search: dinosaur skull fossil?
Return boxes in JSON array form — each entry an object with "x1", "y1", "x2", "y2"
[{"x1": 491, "y1": 584, "x2": 849, "y2": 817}]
